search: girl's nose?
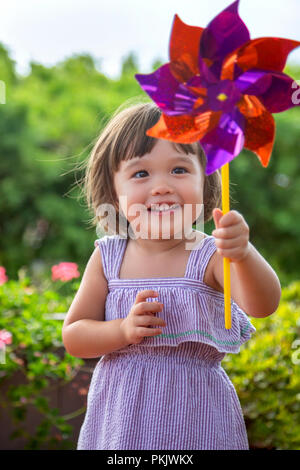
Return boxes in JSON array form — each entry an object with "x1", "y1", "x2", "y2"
[
  {"x1": 151, "y1": 186, "x2": 174, "y2": 196},
  {"x1": 151, "y1": 179, "x2": 175, "y2": 195}
]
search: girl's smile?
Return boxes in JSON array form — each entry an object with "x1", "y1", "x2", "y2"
[{"x1": 147, "y1": 203, "x2": 181, "y2": 215}]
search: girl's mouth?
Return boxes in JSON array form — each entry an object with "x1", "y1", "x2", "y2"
[{"x1": 147, "y1": 204, "x2": 181, "y2": 216}]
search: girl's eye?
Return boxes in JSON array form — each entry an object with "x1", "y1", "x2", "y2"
[
  {"x1": 131, "y1": 167, "x2": 188, "y2": 178},
  {"x1": 132, "y1": 170, "x2": 148, "y2": 178},
  {"x1": 173, "y1": 167, "x2": 188, "y2": 174}
]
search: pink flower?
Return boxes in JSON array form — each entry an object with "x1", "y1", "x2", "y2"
[
  {"x1": 0, "y1": 267, "x2": 8, "y2": 285},
  {"x1": 0, "y1": 330, "x2": 12, "y2": 350},
  {"x1": 51, "y1": 262, "x2": 80, "y2": 282}
]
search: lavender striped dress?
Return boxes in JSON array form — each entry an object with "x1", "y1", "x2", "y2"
[{"x1": 77, "y1": 233, "x2": 256, "y2": 450}]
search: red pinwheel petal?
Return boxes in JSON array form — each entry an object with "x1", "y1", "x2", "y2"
[
  {"x1": 200, "y1": 0, "x2": 250, "y2": 79},
  {"x1": 237, "y1": 37, "x2": 300, "y2": 73},
  {"x1": 146, "y1": 112, "x2": 221, "y2": 143},
  {"x1": 239, "y1": 96, "x2": 275, "y2": 167},
  {"x1": 237, "y1": 94, "x2": 265, "y2": 118},
  {"x1": 222, "y1": 37, "x2": 300, "y2": 80},
  {"x1": 169, "y1": 14, "x2": 204, "y2": 83},
  {"x1": 194, "y1": 110, "x2": 222, "y2": 136}
]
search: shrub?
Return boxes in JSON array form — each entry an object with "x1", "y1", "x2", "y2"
[
  {"x1": 223, "y1": 281, "x2": 300, "y2": 450},
  {"x1": 0, "y1": 273, "x2": 83, "y2": 449}
]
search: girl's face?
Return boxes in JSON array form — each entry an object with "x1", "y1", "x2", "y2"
[{"x1": 113, "y1": 139, "x2": 205, "y2": 240}]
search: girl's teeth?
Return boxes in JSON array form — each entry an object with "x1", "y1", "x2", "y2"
[
  {"x1": 151, "y1": 204, "x2": 179, "y2": 212},
  {"x1": 158, "y1": 204, "x2": 170, "y2": 211}
]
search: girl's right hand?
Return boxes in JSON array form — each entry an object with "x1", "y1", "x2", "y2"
[{"x1": 120, "y1": 290, "x2": 166, "y2": 345}]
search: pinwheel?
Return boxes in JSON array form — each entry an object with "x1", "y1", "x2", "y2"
[{"x1": 135, "y1": 0, "x2": 300, "y2": 329}]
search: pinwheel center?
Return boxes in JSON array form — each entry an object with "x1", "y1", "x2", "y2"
[
  {"x1": 207, "y1": 80, "x2": 242, "y2": 113},
  {"x1": 217, "y1": 93, "x2": 228, "y2": 102}
]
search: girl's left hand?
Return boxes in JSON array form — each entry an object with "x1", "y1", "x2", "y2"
[{"x1": 212, "y1": 208, "x2": 250, "y2": 263}]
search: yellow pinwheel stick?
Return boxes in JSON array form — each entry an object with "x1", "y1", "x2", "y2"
[{"x1": 221, "y1": 163, "x2": 231, "y2": 330}]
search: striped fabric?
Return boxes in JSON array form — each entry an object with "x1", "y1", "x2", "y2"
[{"x1": 77, "y1": 233, "x2": 256, "y2": 450}]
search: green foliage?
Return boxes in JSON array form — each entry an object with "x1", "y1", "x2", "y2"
[
  {"x1": 0, "y1": 274, "x2": 83, "y2": 450},
  {"x1": 121, "y1": 51, "x2": 139, "y2": 76},
  {"x1": 223, "y1": 281, "x2": 300, "y2": 450},
  {"x1": 0, "y1": 43, "x2": 17, "y2": 90}
]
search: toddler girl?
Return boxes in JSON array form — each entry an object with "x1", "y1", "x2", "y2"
[{"x1": 62, "y1": 102, "x2": 281, "y2": 450}]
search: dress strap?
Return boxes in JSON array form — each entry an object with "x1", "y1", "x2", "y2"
[
  {"x1": 187, "y1": 235, "x2": 218, "y2": 283},
  {"x1": 94, "y1": 235, "x2": 125, "y2": 281}
]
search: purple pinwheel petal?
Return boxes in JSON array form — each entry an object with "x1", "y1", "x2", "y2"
[
  {"x1": 135, "y1": 64, "x2": 198, "y2": 116},
  {"x1": 200, "y1": 0, "x2": 250, "y2": 79},
  {"x1": 201, "y1": 109, "x2": 245, "y2": 174},
  {"x1": 135, "y1": 64, "x2": 179, "y2": 113},
  {"x1": 256, "y1": 72, "x2": 299, "y2": 113},
  {"x1": 198, "y1": 55, "x2": 219, "y2": 86},
  {"x1": 236, "y1": 69, "x2": 299, "y2": 113},
  {"x1": 186, "y1": 75, "x2": 207, "y2": 89},
  {"x1": 172, "y1": 83, "x2": 200, "y2": 115},
  {"x1": 235, "y1": 69, "x2": 272, "y2": 95}
]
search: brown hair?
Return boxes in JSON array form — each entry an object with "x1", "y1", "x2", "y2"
[{"x1": 82, "y1": 101, "x2": 222, "y2": 236}]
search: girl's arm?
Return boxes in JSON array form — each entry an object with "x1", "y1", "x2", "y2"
[
  {"x1": 63, "y1": 318, "x2": 129, "y2": 358},
  {"x1": 62, "y1": 247, "x2": 130, "y2": 358},
  {"x1": 211, "y1": 209, "x2": 281, "y2": 318}
]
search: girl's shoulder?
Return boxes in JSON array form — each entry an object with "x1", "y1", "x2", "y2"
[
  {"x1": 186, "y1": 232, "x2": 221, "y2": 289},
  {"x1": 201, "y1": 239, "x2": 223, "y2": 293},
  {"x1": 94, "y1": 233, "x2": 126, "y2": 280}
]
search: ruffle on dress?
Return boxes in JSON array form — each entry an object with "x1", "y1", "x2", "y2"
[
  {"x1": 104, "y1": 284, "x2": 256, "y2": 355},
  {"x1": 94, "y1": 233, "x2": 256, "y2": 355}
]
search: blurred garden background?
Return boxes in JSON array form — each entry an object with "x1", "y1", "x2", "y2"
[{"x1": 0, "y1": 0, "x2": 300, "y2": 451}]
